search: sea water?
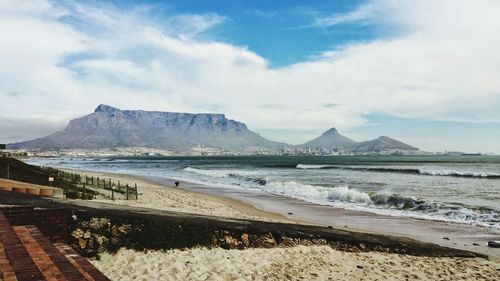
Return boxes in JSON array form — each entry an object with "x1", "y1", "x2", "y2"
[{"x1": 27, "y1": 155, "x2": 500, "y2": 233}]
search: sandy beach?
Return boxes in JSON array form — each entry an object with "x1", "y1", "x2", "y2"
[
  {"x1": 57, "y1": 168, "x2": 498, "y2": 281},
  {"x1": 64, "y1": 169, "x2": 293, "y2": 223},
  {"x1": 91, "y1": 246, "x2": 499, "y2": 281}
]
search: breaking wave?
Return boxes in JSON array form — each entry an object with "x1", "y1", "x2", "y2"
[
  {"x1": 296, "y1": 164, "x2": 500, "y2": 179},
  {"x1": 183, "y1": 166, "x2": 500, "y2": 230},
  {"x1": 183, "y1": 167, "x2": 267, "y2": 185},
  {"x1": 265, "y1": 181, "x2": 372, "y2": 204}
]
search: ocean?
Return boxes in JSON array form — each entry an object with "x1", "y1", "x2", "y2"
[{"x1": 27, "y1": 155, "x2": 500, "y2": 234}]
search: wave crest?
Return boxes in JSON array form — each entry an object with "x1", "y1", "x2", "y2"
[{"x1": 296, "y1": 164, "x2": 500, "y2": 179}]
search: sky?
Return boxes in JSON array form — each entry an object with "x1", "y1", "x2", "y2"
[{"x1": 1, "y1": 0, "x2": 500, "y2": 153}]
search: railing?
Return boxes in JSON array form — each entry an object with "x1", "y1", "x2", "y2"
[{"x1": 40, "y1": 166, "x2": 139, "y2": 200}]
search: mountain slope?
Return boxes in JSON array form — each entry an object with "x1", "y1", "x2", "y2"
[
  {"x1": 352, "y1": 136, "x2": 418, "y2": 152},
  {"x1": 10, "y1": 105, "x2": 286, "y2": 152},
  {"x1": 297, "y1": 128, "x2": 356, "y2": 149}
]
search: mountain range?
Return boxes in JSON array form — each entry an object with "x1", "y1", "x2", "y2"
[{"x1": 9, "y1": 105, "x2": 418, "y2": 153}]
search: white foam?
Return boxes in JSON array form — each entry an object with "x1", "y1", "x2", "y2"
[
  {"x1": 419, "y1": 169, "x2": 500, "y2": 178},
  {"x1": 183, "y1": 167, "x2": 259, "y2": 178},
  {"x1": 296, "y1": 164, "x2": 333, "y2": 169},
  {"x1": 265, "y1": 181, "x2": 372, "y2": 204}
]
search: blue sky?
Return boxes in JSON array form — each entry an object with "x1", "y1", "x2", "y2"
[
  {"x1": 1, "y1": 0, "x2": 500, "y2": 153},
  {"x1": 124, "y1": 0, "x2": 376, "y2": 67}
]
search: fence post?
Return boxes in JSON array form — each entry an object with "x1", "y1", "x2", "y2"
[
  {"x1": 111, "y1": 186, "x2": 115, "y2": 201},
  {"x1": 83, "y1": 182, "x2": 86, "y2": 200},
  {"x1": 126, "y1": 184, "x2": 129, "y2": 200},
  {"x1": 97, "y1": 177, "x2": 100, "y2": 188},
  {"x1": 6, "y1": 158, "x2": 10, "y2": 179},
  {"x1": 135, "y1": 183, "x2": 138, "y2": 200}
]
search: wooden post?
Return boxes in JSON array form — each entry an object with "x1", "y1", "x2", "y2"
[
  {"x1": 6, "y1": 158, "x2": 10, "y2": 179},
  {"x1": 109, "y1": 179, "x2": 111, "y2": 190},
  {"x1": 126, "y1": 184, "x2": 129, "y2": 200},
  {"x1": 83, "y1": 182, "x2": 86, "y2": 200},
  {"x1": 135, "y1": 183, "x2": 138, "y2": 200},
  {"x1": 97, "y1": 177, "x2": 100, "y2": 188},
  {"x1": 118, "y1": 181, "x2": 120, "y2": 192},
  {"x1": 111, "y1": 186, "x2": 115, "y2": 201},
  {"x1": 91, "y1": 176, "x2": 94, "y2": 186}
]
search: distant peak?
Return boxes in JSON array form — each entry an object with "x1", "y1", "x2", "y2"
[
  {"x1": 95, "y1": 104, "x2": 120, "y2": 113},
  {"x1": 323, "y1": 128, "x2": 339, "y2": 134}
]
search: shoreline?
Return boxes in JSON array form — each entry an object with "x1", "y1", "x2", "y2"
[
  {"x1": 2, "y1": 164, "x2": 499, "y2": 280},
  {"x1": 60, "y1": 168, "x2": 295, "y2": 224},
  {"x1": 61, "y1": 167, "x2": 499, "y2": 260}
]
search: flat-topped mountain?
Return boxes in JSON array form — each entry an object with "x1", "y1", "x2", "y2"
[
  {"x1": 9, "y1": 105, "x2": 419, "y2": 154},
  {"x1": 10, "y1": 105, "x2": 285, "y2": 152}
]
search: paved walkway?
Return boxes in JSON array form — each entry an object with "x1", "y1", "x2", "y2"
[{"x1": 0, "y1": 210, "x2": 109, "y2": 281}]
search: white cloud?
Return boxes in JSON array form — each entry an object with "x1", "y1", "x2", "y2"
[{"x1": 1, "y1": 0, "x2": 500, "y2": 146}]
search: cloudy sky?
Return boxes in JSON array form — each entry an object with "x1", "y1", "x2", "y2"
[{"x1": 1, "y1": 0, "x2": 500, "y2": 153}]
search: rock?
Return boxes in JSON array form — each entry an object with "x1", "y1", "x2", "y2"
[
  {"x1": 221, "y1": 235, "x2": 239, "y2": 249},
  {"x1": 350, "y1": 246, "x2": 360, "y2": 253},
  {"x1": 83, "y1": 231, "x2": 92, "y2": 239},
  {"x1": 71, "y1": 229, "x2": 84, "y2": 238},
  {"x1": 78, "y1": 238, "x2": 87, "y2": 249},
  {"x1": 111, "y1": 225, "x2": 120, "y2": 236},
  {"x1": 443, "y1": 237, "x2": 450, "y2": 240},
  {"x1": 111, "y1": 237, "x2": 120, "y2": 245},
  {"x1": 328, "y1": 226, "x2": 333, "y2": 229},
  {"x1": 94, "y1": 235, "x2": 109, "y2": 246},
  {"x1": 473, "y1": 243, "x2": 480, "y2": 246},
  {"x1": 359, "y1": 243, "x2": 366, "y2": 251},
  {"x1": 118, "y1": 224, "x2": 132, "y2": 234},
  {"x1": 287, "y1": 212, "x2": 293, "y2": 215},
  {"x1": 280, "y1": 237, "x2": 297, "y2": 247},
  {"x1": 487, "y1": 241, "x2": 500, "y2": 248},
  {"x1": 241, "y1": 233, "x2": 250, "y2": 247},
  {"x1": 357, "y1": 265, "x2": 364, "y2": 269},
  {"x1": 89, "y1": 218, "x2": 102, "y2": 230},
  {"x1": 254, "y1": 233, "x2": 277, "y2": 248}
]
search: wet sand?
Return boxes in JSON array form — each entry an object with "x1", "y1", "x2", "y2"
[
  {"x1": 57, "y1": 168, "x2": 500, "y2": 280},
  {"x1": 67, "y1": 168, "x2": 499, "y2": 259},
  {"x1": 176, "y1": 178, "x2": 500, "y2": 260}
]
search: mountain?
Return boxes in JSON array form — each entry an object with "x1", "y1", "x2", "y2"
[
  {"x1": 351, "y1": 136, "x2": 418, "y2": 152},
  {"x1": 297, "y1": 128, "x2": 355, "y2": 149},
  {"x1": 9, "y1": 104, "x2": 419, "y2": 154},
  {"x1": 297, "y1": 129, "x2": 418, "y2": 152},
  {"x1": 9, "y1": 105, "x2": 286, "y2": 152}
]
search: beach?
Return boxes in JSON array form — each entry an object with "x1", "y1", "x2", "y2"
[
  {"x1": 91, "y1": 246, "x2": 499, "y2": 281},
  {"x1": 63, "y1": 169, "x2": 292, "y2": 223},
  {"x1": 56, "y1": 168, "x2": 499, "y2": 280}
]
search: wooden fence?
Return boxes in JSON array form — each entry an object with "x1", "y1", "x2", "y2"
[{"x1": 41, "y1": 166, "x2": 138, "y2": 200}]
